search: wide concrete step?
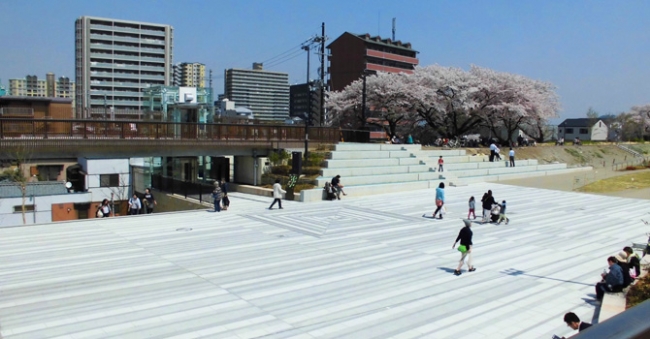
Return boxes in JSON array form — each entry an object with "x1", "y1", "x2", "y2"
[
  {"x1": 300, "y1": 180, "x2": 436, "y2": 202},
  {"x1": 316, "y1": 173, "x2": 422, "y2": 186},
  {"x1": 444, "y1": 159, "x2": 537, "y2": 170},
  {"x1": 334, "y1": 143, "x2": 422, "y2": 152},
  {"x1": 321, "y1": 165, "x2": 433, "y2": 178},
  {"x1": 419, "y1": 155, "x2": 488, "y2": 164},
  {"x1": 411, "y1": 149, "x2": 466, "y2": 157},
  {"x1": 301, "y1": 166, "x2": 592, "y2": 202},
  {"x1": 326, "y1": 158, "x2": 401, "y2": 168},
  {"x1": 459, "y1": 166, "x2": 591, "y2": 184},
  {"x1": 329, "y1": 150, "x2": 414, "y2": 160}
]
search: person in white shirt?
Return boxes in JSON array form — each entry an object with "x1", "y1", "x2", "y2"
[
  {"x1": 509, "y1": 148, "x2": 515, "y2": 167},
  {"x1": 268, "y1": 178, "x2": 286, "y2": 210},
  {"x1": 128, "y1": 194, "x2": 141, "y2": 215},
  {"x1": 489, "y1": 142, "x2": 497, "y2": 162}
]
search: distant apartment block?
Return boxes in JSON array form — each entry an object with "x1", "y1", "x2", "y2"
[
  {"x1": 7, "y1": 73, "x2": 75, "y2": 108},
  {"x1": 75, "y1": 16, "x2": 173, "y2": 118},
  {"x1": 327, "y1": 32, "x2": 419, "y2": 91},
  {"x1": 8, "y1": 74, "x2": 74, "y2": 98},
  {"x1": 172, "y1": 62, "x2": 205, "y2": 87},
  {"x1": 223, "y1": 63, "x2": 289, "y2": 121}
]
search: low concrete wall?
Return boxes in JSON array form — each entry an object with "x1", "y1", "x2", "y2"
[{"x1": 144, "y1": 189, "x2": 209, "y2": 212}]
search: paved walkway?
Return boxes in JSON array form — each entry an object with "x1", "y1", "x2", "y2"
[{"x1": 1, "y1": 183, "x2": 648, "y2": 338}]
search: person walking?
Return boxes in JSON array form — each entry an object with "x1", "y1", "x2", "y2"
[
  {"x1": 468, "y1": 196, "x2": 476, "y2": 219},
  {"x1": 220, "y1": 179, "x2": 230, "y2": 211},
  {"x1": 452, "y1": 219, "x2": 476, "y2": 275},
  {"x1": 268, "y1": 178, "x2": 286, "y2": 209},
  {"x1": 509, "y1": 147, "x2": 515, "y2": 167},
  {"x1": 212, "y1": 181, "x2": 223, "y2": 212},
  {"x1": 496, "y1": 200, "x2": 509, "y2": 225},
  {"x1": 437, "y1": 156, "x2": 444, "y2": 172},
  {"x1": 98, "y1": 199, "x2": 111, "y2": 218},
  {"x1": 128, "y1": 193, "x2": 141, "y2": 215},
  {"x1": 481, "y1": 190, "x2": 496, "y2": 223},
  {"x1": 432, "y1": 182, "x2": 445, "y2": 219},
  {"x1": 489, "y1": 142, "x2": 497, "y2": 162},
  {"x1": 143, "y1": 188, "x2": 157, "y2": 214}
]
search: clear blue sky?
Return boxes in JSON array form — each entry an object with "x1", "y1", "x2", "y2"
[{"x1": 1, "y1": 0, "x2": 649, "y2": 121}]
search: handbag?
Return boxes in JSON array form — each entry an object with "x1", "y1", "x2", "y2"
[
  {"x1": 436, "y1": 199, "x2": 443, "y2": 207},
  {"x1": 96, "y1": 209, "x2": 104, "y2": 218},
  {"x1": 458, "y1": 245, "x2": 467, "y2": 253}
]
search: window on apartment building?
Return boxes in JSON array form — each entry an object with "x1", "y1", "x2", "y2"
[
  {"x1": 579, "y1": 128, "x2": 589, "y2": 134},
  {"x1": 37, "y1": 165, "x2": 64, "y2": 181},
  {"x1": 565, "y1": 128, "x2": 574, "y2": 134},
  {"x1": 100, "y1": 174, "x2": 120, "y2": 187},
  {"x1": 14, "y1": 205, "x2": 35, "y2": 212}
]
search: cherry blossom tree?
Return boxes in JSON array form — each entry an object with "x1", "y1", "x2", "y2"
[
  {"x1": 327, "y1": 64, "x2": 560, "y2": 143},
  {"x1": 407, "y1": 65, "x2": 482, "y2": 138},
  {"x1": 470, "y1": 65, "x2": 560, "y2": 144},
  {"x1": 629, "y1": 104, "x2": 650, "y2": 137},
  {"x1": 327, "y1": 72, "x2": 416, "y2": 139}
]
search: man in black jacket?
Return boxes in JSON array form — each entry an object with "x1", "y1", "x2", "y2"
[
  {"x1": 452, "y1": 219, "x2": 476, "y2": 276},
  {"x1": 560, "y1": 312, "x2": 591, "y2": 338}
]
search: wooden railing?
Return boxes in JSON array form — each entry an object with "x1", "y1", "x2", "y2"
[{"x1": 0, "y1": 118, "x2": 340, "y2": 144}]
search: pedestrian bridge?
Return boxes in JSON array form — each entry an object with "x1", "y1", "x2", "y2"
[{"x1": 0, "y1": 118, "x2": 340, "y2": 158}]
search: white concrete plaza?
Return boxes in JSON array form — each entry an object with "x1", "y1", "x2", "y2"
[{"x1": 1, "y1": 182, "x2": 648, "y2": 339}]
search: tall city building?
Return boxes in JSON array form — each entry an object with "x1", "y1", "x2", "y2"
[
  {"x1": 8, "y1": 74, "x2": 75, "y2": 101},
  {"x1": 172, "y1": 62, "x2": 205, "y2": 87},
  {"x1": 75, "y1": 16, "x2": 173, "y2": 118},
  {"x1": 224, "y1": 63, "x2": 289, "y2": 121},
  {"x1": 327, "y1": 32, "x2": 419, "y2": 91}
]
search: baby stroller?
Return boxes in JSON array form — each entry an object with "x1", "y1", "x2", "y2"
[
  {"x1": 324, "y1": 182, "x2": 336, "y2": 201},
  {"x1": 490, "y1": 204, "x2": 501, "y2": 223}
]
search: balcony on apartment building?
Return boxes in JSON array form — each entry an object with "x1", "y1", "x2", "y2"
[{"x1": 365, "y1": 49, "x2": 418, "y2": 66}]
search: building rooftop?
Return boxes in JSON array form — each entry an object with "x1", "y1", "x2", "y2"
[
  {"x1": 0, "y1": 96, "x2": 73, "y2": 104},
  {"x1": 328, "y1": 32, "x2": 419, "y2": 53},
  {"x1": 0, "y1": 182, "x2": 645, "y2": 338},
  {"x1": 0, "y1": 181, "x2": 68, "y2": 198},
  {"x1": 558, "y1": 118, "x2": 602, "y2": 128},
  {"x1": 76, "y1": 15, "x2": 172, "y2": 28}
]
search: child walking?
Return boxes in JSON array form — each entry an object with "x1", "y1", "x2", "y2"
[
  {"x1": 496, "y1": 200, "x2": 509, "y2": 225},
  {"x1": 468, "y1": 196, "x2": 476, "y2": 219},
  {"x1": 438, "y1": 156, "x2": 444, "y2": 172}
]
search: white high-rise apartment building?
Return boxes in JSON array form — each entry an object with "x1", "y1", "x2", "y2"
[
  {"x1": 75, "y1": 16, "x2": 173, "y2": 118},
  {"x1": 224, "y1": 63, "x2": 289, "y2": 121}
]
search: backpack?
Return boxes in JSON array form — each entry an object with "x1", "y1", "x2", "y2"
[{"x1": 96, "y1": 208, "x2": 104, "y2": 218}]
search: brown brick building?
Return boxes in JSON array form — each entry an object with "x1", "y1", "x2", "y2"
[
  {"x1": 0, "y1": 96, "x2": 73, "y2": 119},
  {"x1": 327, "y1": 32, "x2": 419, "y2": 92}
]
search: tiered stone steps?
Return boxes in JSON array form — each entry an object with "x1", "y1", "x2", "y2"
[{"x1": 300, "y1": 143, "x2": 591, "y2": 202}]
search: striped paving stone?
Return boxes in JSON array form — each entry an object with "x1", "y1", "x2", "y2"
[{"x1": 0, "y1": 182, "x2": 647, "y2": 339}]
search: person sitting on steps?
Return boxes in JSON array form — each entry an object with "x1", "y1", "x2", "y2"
[{"x1": 331, "y1": 175, "x2": 347, "y2": 200}]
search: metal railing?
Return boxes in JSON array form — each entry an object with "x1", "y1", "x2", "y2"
[
  {"x1": 0, "y1": 107, "x2": 34, "y2": 116},
  {"x1": 573, "y1": 299, "x2": 650, "y2": 339},
  {"x1": 151, "y1": 174, "x2": 214, "y2": 204},
  {"x1": 0, "y1": 118, "x2": 340, "y2": 143}
]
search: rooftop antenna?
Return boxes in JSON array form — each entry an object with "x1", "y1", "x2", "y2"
[{"x1": 392, "y1": 18, "x2": 396, "y2": 41}]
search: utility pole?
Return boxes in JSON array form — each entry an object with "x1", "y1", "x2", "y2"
[
  {"x1": 319, "y1": 22, "x2": 326, "y2": 126},
  {"x1": 361, "y1": 73, "x2": 367, "y2": 129},
  {"x1": 392, "y1": 18, "x2": 396, "y2": 41},
  {"x1": 303, "y1": 45, "x2": 310, "y2": 161}
]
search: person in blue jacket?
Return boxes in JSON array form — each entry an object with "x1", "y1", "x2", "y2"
[{"x1": 432, "y1": 182, "x2": 445, "y2": 219}]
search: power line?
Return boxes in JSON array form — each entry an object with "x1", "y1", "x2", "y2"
[{"x1": 264, "y1": 49, "x2": 305, "y2": 69}]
